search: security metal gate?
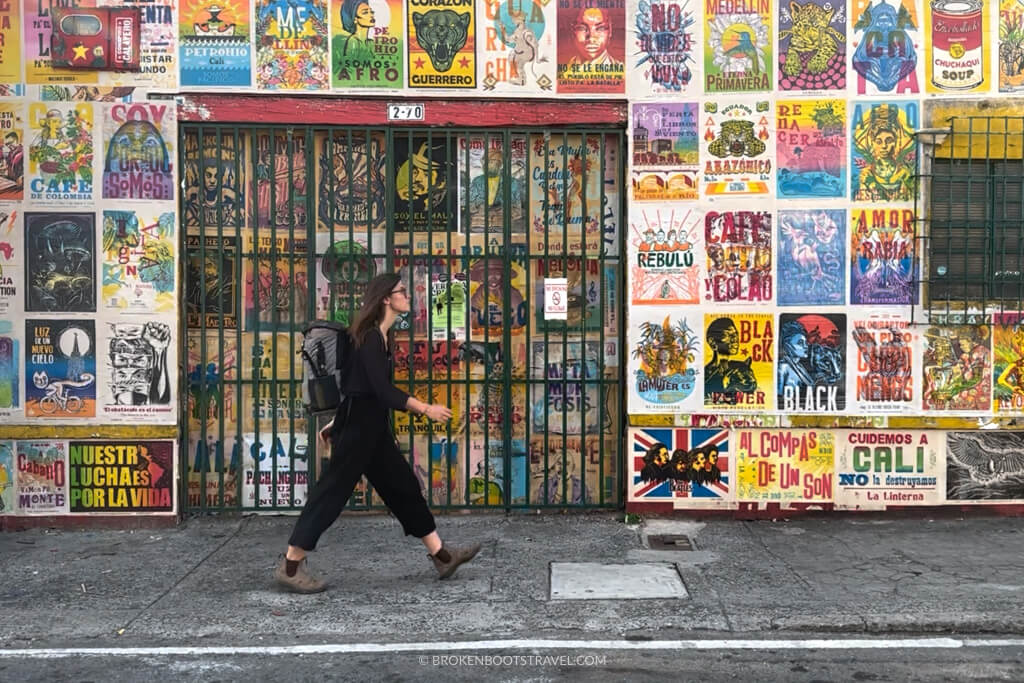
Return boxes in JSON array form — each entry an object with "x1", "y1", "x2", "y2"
[{"x1": 181, "y1": 123, "x2": 624, "y2": 512}]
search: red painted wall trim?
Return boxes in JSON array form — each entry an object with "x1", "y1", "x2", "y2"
[{"x1": 177, "y1": 95, "x2": 628, "y2": 127}]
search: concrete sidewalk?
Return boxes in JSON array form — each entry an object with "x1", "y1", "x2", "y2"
[{"x1": 1, "y1": 513, "x2": 1023, "y2": 647}]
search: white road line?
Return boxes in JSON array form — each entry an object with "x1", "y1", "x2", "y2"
[{"x1": 4, "y1": 637, "x2": 1021, "y2": 658}]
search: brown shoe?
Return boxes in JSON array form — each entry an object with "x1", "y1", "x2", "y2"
[
  {"x1": 274, "y1": 556, "x2": 327, "y2": 594},
  {"x1": 430, "y1": 543, "x2": 481, "y2": 580}
]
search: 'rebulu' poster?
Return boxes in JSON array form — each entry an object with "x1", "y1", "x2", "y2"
[
  {"x1": 703, "y1": 312, "x2": 773, "y2": 411},
  {"x1": 180, "y1": 0, "x2": 253, "y2": 87},
  {"x1": 630, "y1": 205, "x2": 701, "y2": 306}
]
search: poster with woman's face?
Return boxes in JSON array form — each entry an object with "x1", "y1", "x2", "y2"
[{"x1": 777, "y1": 313, "x2": 847, "y2": 414}]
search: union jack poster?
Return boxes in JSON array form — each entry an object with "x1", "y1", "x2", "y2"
[{"x1": 628, "y1": 427, "x2": 732, "y2": 509}]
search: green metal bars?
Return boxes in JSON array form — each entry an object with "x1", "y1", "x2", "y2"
[{"x1": 181, "y1": 124, "x2": 625, "y2": 512}]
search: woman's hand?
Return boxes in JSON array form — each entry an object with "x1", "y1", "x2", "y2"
[{"x1": 423, "y1": 403, "x2": 453, "y2": 421}]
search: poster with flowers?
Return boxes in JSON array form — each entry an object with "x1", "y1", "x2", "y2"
[
  {"x1": 256, "y1": 0, "x2": 330, "y2": 90},
  {"x1": 27, "y1": 102, "x2": 94, "y2": 205}
]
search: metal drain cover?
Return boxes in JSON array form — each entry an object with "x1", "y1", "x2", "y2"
[{"x1": 647, "y1": 534, "x2": 694, "y2": 551}]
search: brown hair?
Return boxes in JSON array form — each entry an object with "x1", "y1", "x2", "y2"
[{"x1": 350, "y1": 272, "x2": 403, "y2": 348}]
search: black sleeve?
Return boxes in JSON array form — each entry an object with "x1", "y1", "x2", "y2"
[{"x1": 360, "y1": 331, "x2": 412, "y2": 412}]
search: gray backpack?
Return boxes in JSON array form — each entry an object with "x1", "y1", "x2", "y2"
[{"x1": 299, "y1": 321, "x2": 352, "y2": 415}]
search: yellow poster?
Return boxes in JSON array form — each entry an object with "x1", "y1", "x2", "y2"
[
  {"x1": 407, "y1": 0, "x2": 476, "y2": 88},
  {"x1": 736, "y1": 429, "x2": 835, "y2": 502},
  {"x1": 924, "y1": 0, "x2": 989, "y2": 94},
  {"x1": 0, "y1": 0, "x2": 21, "y2": 84},
  {"x1": 25, "y1": 1, "x2": 99, "y2": 85}
]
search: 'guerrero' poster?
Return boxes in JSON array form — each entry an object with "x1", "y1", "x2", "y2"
[
  {"x1": 101, "y1": 210, "x2": 176, "y2": 314},
  {"x1": 850, "y1": 207, "x2": 916, "y2": 305},
  {"x1": 850, "y1": 100, "x2": 917, "y2": 202},
  {"x1": 68, "y1": 441, "x2": 174, "y2": 512},
  {"x1": 628, "y1": 307, "x2": 701, "y2": 414},
  {"x1": 778, "y1": 0, "x2": 846, "y2": 92},
  {"x1": 923, "y1": 0, "x2": 987, "y2": 94},
  {"x1": 704, "y1": 0, "x2": 772, "y2": 92},
  {"x1": 255, "y1": 0, "x2": 329, "y2": 90},
  {"x1": 701, "y1": 99, "x2": 774, "y2": 197},
  {"x1": 631, "y1": 102, "x2": 699, "y2": 201},
  {"x1": 0, "y1": 0, "x2": 20, "y2": 85},
  {"x1": 993, "y1": 313, "x2": 1024, "y2": 413},
  {"x1": 922, "y1": 315, "x2": 991, "y2": 413},
  {"x1": 27, "y1": 102, "x2": 94, "y2": 204},
  {"x1": 0, "y1": 321, "x2": 20, "y2": 421},
  {"x1": 776, "y1": 99, "x2": 846, "y2": 198},
  {"x1": 0, "y1": 102, "x2": 24, "y2": 199},
  {"x1": 101, "y1": 102, "x2": 175, "y2": 201},
  {"x1": 947, "y1": 431, "x2": 1024, "y2": 502},
  {"x1": 407, "y1": 0, "x2": 476, "y2": 88},
  {"x1": 703, "y1": 312, "x2": 773, "y2": 411},
  {"x1": 1000, "y1": 1, "x2": 1024, "y2": 93},
  {"x1": 331, "y1": 0, "x2": 403, "y2": 88},
  {"x1": 849, "y1": 312, "x2": 918, "y2": 413},
  {"x1": 777, "y1": 208, "x2": 845, "y2": 306},
  {"x1": 481, "y1": 0, "x2": 555, "y2": 94},
  {"x1": 97, "y1": 0, "x2": 178, "y2": 89},
  {"x1": 835, "y1": 430, "x2": 943, "y2": 509},
  {"x1": 777, "y1": 313, "x2": 846, "y2": 413},
  {"x1": 0, "y1": 205, "x2": 21, "y2": 317},
  {"x1": 851, "y1": 0, "x2": 922, "y2": 95},
  {"x1": 628, "y1": 0, "x2": 700, "y2": 96},
  {"x1": 99, "y1": 321, "x2": 175, "y2": 422},
  {"x1": 628, "y1": 427, "x2": 731, "y2": 509},
  {"x1": 180, "y1": 0, "x2": 253, "y2": 87},
  {"x1": 25, "y1": 212, "x2": 95, "y2": 313},
  {"x1": 25, "y1": 319, "x2": 96, "y2": 419},
  {"x1": 556, "y1": 0, "x2": 625, "y2": 94},
  {"x1": 630, "y1": 205, "x2": 700, "y2": 305},
  {"x1": 736, "y1": 429, "x2": 834, "y2": 503},
  {"x1": 704, "y1": 208, "x2": 772, "y2": 304},
  {"x1": 14, "y1": 440, "x2": 68, "y2": 514},
  {"x1": 25, "y1": 0, "x2": 98, "y2": 85}
]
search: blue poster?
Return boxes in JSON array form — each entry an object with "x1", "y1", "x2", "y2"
[
  {"x1": 180, "y1": 1, "x2": 253, "y2": 87},
  {"x1": 25, "y1": 319, "x2": 96, "y2": 419},
  {"x1": 777, "y1": 208, "x2": 846, "y2": 306}
]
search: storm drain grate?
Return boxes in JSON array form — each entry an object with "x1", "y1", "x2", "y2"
[{"x1": 647, "y1": 534, "x2": 694, "y2": 551}]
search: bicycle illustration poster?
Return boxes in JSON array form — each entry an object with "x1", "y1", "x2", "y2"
[{"x1": 25, "y1": 319, "x2": 96, "y2": 418}]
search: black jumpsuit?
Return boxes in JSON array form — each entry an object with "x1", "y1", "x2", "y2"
[{"x1": 288, "y1": 329, "x2": 436, "y2": 550}]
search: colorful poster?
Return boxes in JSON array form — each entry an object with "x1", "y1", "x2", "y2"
[
  {"x1": 315, "y1": 130, "x2": 386, "y2": 233},
  {"x1": 922, "y1": 316, "x2": 992, "y2": 412},
  {"x1": 0, "y1": 321, "x2": 19, "y2": 421},
  {"x1": 947, "y1": 431, "x2": 1024, "y2": 502},
  {"x1": 737, "y1": 429, "x2": 834, "y2": 502},
  {"x1": 27, "y1": 102, "x2": 94, "y2": 204},
  {"x1": 101, "y1": 210, "x2": 176, "y2": 314},
  {"x1": 407, "y1": 0, "x2": 476, "y2": 88},
  {"x1": 631, "y1": 170, "x2": 698, "y2": 201},
  {"x1": 0, "y1": 441, "x2": 13, "y2": 513},
  {"x1": 835, "y1": 430, "x2": 943, "y2": 509},
  {"x1": 703, "y1": 312, "x2": 773, "y2": 411},
  {"x1": 627, "y1": 427, "x2": 731, "y2": 508},
  {"x1": 0, "y1": 205, "x2": 21, "y2": 317},
  {"x1": 466, "y1": 435, "x2": 526, "y2": 505},
  {"x1": 456, "y1": 134, "x2": 527, "y2": 234},
  {"x1": 315, "y1": 233, "x2": 383, "y2": 324},
  {"x1": 14, "y1": 440, "x2": 68, "y2": 514},
  {"x1": 628, "y1": 308, "x2": 701, "y2": 414},
  {"x1": 185, "y1": 233, "x2": 239, "y2": 329},
  {"x1": 394, "y1": 339, "x2": 463, "y2": 380},
  {"x1": 331, "y1": 0, "x2": 403, "y2": 88},
  {"x1": 38, "y1": 86, "x2": 135, "y2": 102},
  {"x1": 993, "y1": 313, "x2": 1024, "y2": 413},
  {"x1": 701, "y1": 99, "x2": 774, "y2": 197},
  {"x1": 481, "y1": 0, "x2": 555, "y2": 93},
  {"x1": 529, "y1": 341, "x2": 611, "y2": 435},
  {"x1": 529, "y1": 435, "x2": 617, "y2": 505},
  {"x1": 777, "y1": 313, "x2": 846, "y2": 413},
  {"x1": 25, "y1": 320, "x2": 96, "y2": 419},
  {"x1": 704, "y1": 208, "x2": 772, "y2": 304},
  {"x1": 25, "y1": 212, "x2": 95, "y2": 313},
  {"x1": 629, "y1": 0, "x2": 700, "y2": 95},
  {"x1": 68, "y1": 441, "x2": 174, "y2": 512},
  {"x1": 556, "y1": 0, "x2": 625, "y2": 93},
  {"x1": 533, "y1": 258, "x2": 616, "y2": 334},
  {"x1": 242, "y1": 333, "x2": 306, "y2": 432},
  {"x1": 25, "y1": 0, "x2": 98, "y2": 85},
  {"x1": 849, "y1": 312, "x2": 918, "y2": 413},
  {"x1": 97, "y1": 0, "x2": 178, "y2": 89},
  {"x1": 101, "y1": 102, "x2": 175, "y2": 201},
  {"x1": 851, "y1": 0, "x2": 922, "y2": 95},
  {"x1": 468, "y1": 383, "x2": 527, "y2": 438},
  {"x1": 180, "y1": 0, "x2": 253, "y2": 87},
  {"x1": 407, "y1": 436, "x2": 463, "y2": 506},
  {"x1": 631, "y1": 102, "x2": 699, "y2": 200},
  {"x1": 777, "y1": 208, "x2": 845, "y2": 306},
  {"x1": 99, "y1": 320, "x2": 175, "y2": 422},
  {"x1": 0, "y1": 101, "x2": 24, "y2": 199},
  {"x1": 430, "y1": 269, "x2": 467, "y2": 341},
  {"x1": 1000, "y1": 1, "x2": 1024, "y2": 93},
  {"x1": 392, "y1": 135, "x2": 453, "y2": 232},
  {"x1": 243, "y1": 433, "x2": 309, "y2": 508},
  {"x1": 183, "y1": 129, "x2": 246, "y2": 230},
  {"x1": 630, "y1": 205, "x2": 700, "y2": 305},
  {"x1": 704, "y1": 0, "x2": 772, "y2": 92},
  {"x1": 393, "y1": 384, "x2": 465, "y2": 436},
  {"x1": 255, "y1": 0, "x2": 329, "y2": 90},
  {"x1": 244, "y1": 233, "x2": 309, "y2": 331},
  {"x1": 923, "y1": 0, "x2": 987, "y2": 94},
  {"x1": 778, "y1": 0, "x2": 846, "y2": 91},
  {"x1": 850, "y1": 100, "x2": 917, "y2": 203},
  {"x1": 0, "y1": 0, "x2": 19, "y2": 84},
  {"x1": 850, "y1": 207, "x2": 916, "y2": 305},
  {"x1": 186, "y1": 330, "x2": 238, "y2": 432},
  {"x1": 776, "y1": 99, "x2": 846, "y2": 198},
  {"x1": 255, "y1": 131, "x2": 308, "y2": 229},
  {"x1": 468, "y1": 256, "x2": 528, "y2": 337}
]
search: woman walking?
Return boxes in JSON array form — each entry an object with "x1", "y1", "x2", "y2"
[{"x1": 275, "y1": 273, "x2": 480, "y2": 593}]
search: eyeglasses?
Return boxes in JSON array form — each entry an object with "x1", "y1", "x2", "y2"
[{"x1": 390, "y1": 287, "x2": 407, "y2": 297}]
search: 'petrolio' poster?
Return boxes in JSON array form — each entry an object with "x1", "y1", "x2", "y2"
[
  {"x1": 180, "y1": 0, "x2": 253, "y2": 87},
  {"x1": 630, "y1": 205, "x2": 701, "y2": 306}
]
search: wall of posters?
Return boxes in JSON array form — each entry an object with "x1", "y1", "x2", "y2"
[
  {"x1": 556, "y1": 0, "x2": 625, "y2": 94},
  {"x1": 704, "y1": 208, "x2": 772, "y2": 304},
  {"x1": 849, "y1": 312, "x2": 918, "y2": 413},
  {"x1": 703, "y1": 312, "x2": 773, "y2": 411},
  {"x1": 628, "y1": 0, "x2": 700, "y2": 96},
  {"x1": 630, "y1": 205, "x2": 700, "y2": 305},
  {"x1": 181, "y1": 0, "x2": 253, "y2": 87},
  {"x1": 25, "y1": 212, "x2": 95, "y2": 313},
  {"x1": 256, "y1": 0, "x2": 329, "y2": 90},
  {"x1": 632, "y1": 102, "x2": 699, "y2": 201},
  {"x1": 408, "y1": 0, "x2": 476, "y2": 89},
  {"x1": 776, "y1": 98, "x2": 846, "y2": 199},
  {"x1": 27, "y1": 102, "x2": 94, "y2": 205},
  {"x1": 777, "y1": 313, "x2": 846, "y2": 413},
  {"x1": 922, "y1": 316, "x2": 991, "y2": 413},
  {"x1": 25, "y1": 319, "x2": 96, "y2": 419},
  {"x1": 850, "y1": 0, "x2": 922, "y2": 95},
  {"x1": 947, "y1": 431, "x2": 1024, "y2": 502},
  {"x1": 778, "y1": 0, "x2": 846, "y2": 92},
  {"x1": 850, "y1": 207, "x2": 916, "y2": 306},
  {"x1": 481, "y1": 0, "x2": 555, "y2": 94},
  {"x1": 628, "y1": 427, "x2": 731, "y2": 508},
  {"x1": 736, "y1": 428, "x2": 834, "y2": 502},
  {"x1": 101, "y1": 102, "x2": 175, "y2": 201},
  {"x1": 701, "y1": 99, "x2": 774, "y2": 197},
  {"x1": 704, "y1": 0, "x2": 772, "y2": 93},
  {"x1": 628, "y1": 307, "x2": 700, "y2": 414},
  {"x1": 98, "y1": 320, "x2": 176, "y2": 423},
  {"x1": 68, "y1": 441, "x2": 174, "y2": 512},
  {"x1": 0, "y1": 102, "x2": 23, "y2": 200},
  {"x1": 777, "y1": 208, "x2": 845, "y2": 306},
  {"x1": 14, "y1": 440, "x2": 67, "y2": 514},
  {"x1": 835, "y1": 430, "x2": 944, "y2": 509},
  {"x1": 850, "y1": 100, "x2": 917, "y2": 203}
]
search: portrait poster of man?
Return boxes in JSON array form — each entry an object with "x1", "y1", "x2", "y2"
[
  {"x1": 182, "y1": 130, "x2": 246, "y2": 231},
  {"x1": 556, "y1": 0, "x2": 625, "y2": 93},
  {"x1": 703, "y1": 312, "x2": 773, "y2": 411},
  {"x1": 0, "y1": 102, "x2": 24, "y2": 199},
  {"x1": 392, "y1": 136, "x2": 454, "y2": 233}
]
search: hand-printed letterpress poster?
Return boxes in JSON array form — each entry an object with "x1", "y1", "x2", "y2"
[
  {"x1": 736, "y1": 429, "x2": 834, "y2": 503},
  {"x1": 849, "y1": 312, "x2": 919, "y2": 414},
  {"x1": 180, "y1": 0, "x2": 253, "y2": 87},
  {"x1": 630, "y1": 205, "x2": 700, "y2": 305},
  {"x1": 25, "y1": 319, "x2": 96, "y2": 419},
  {"x1": 834, "y1": 430, "x2": 944, "y2": 510},
  {"x1": 0, "y1": 0, "x2": 21, "y2": 86},
  {"x1": 777, "y1": 209, "x2": 845, "y2": 306},
  {"x1": 628, "y1": 307, "x2": 701, "y2": 414},
  {"x1": 0, "y1": 441, "x2": 14, "y2": 511},
  {"x1": 27, "y1": 102, "x2": 94, "y2": 205},
  {"x1": 255, "y1": 131, "x2": 307, "y2": 229},
  {"x1": 392, "y1": 135, "x2": 453, "y2": 232},
  {"x1": 922, "y1": 315, "x2": 992, "y2": 413},
  {"x1": 851, "y1": 101, "x2": 917, "y2": 203},
  {"x1": 704, "y1": 0, "x2": 772, "y2": 93},
  {"x1": 704, "y1": 208, "x2": 772, "y2": 305},
  {"x1": 776, "y1": 99, "x2": 846, "y2": 199},
  {"x1": 628, "y1": 0, "x2": 700, "y2": 96},
  {"x1": 703, "y1": 312, "x2": 773, "y2": 411},
  {"x1": 182, "y1": 129, "x2": 246, "y2": 231},
  {"x1": 331, "y1": 0, "x2": 403, "y2": 88},
  {"x1": 993, "y1": 313, "x2": 1024, "y2": 413},
  {"x1": 850, "y1": 207, "x2": 916, "y2": 305},
  {"x1": 947, "y1": 431, "x2": 1024, "y2": 502},
  {"x1": 256, "y1": 0, "x2": 330, "y2": 90},
  {"x1": 851, "y1": 0, "x2": 922, "y2": 95},
  {"x1": 1000, "y1": 1, "x2": 1024, "y2": 93},
  {"x1": 25, "y1": 0, "x2": 98, "y2": 86},
  {"x1": 481, "y1": 0, "x2": 556, "y2": 94},
  {"x1": 627, "y1": 428, "x2": 732, "y2": 509},
  {"x1": 0, "y1": 102, "x2": 24, "y2": 200},
  {"x1": 101, "y1": 210, "x2": 176, "y2": 314},
  {"x1": 631, "y1": 102, "x2": 699, "y2": 201},
  {"x1": 456, "y1": 134, "x2": 528, "y2": 234},
  {"x1": 101, "y1": 102, "x2": 175, "y2": 201},
  {"x1": 777, "y1": 313, "x2": 846, "y2": 413},
  {"x1": 97, "y1": 0, "x2": 178, "y2": 89},
  {"x1": 408, "y1": 0, "x2": 476, "y2": 89},
  {"x1": 556, "y1": 0, "x2": 626, "y2": 94},
  {"x1": 701, "y1": 99, "x2": 774, "y2": 198},
  {"x1": 778, "y1": 0, "x2": 847, "y2": 92},
  {"x1": 25, "y1": 212, "x2": 95, "y2": 313},
  {"x1": 0, "y1": 206, "x2": 21, "y2": 319},
  {"x1": 923, "y1": 0, "x2": 987, "y2": 94},
  {"x1": 68, "y1": 441, "x2": 174, "y2": 512},
  {"x1": 0, "y1": 318, "x2": 21, "y2": 421},
  {"x1": 99, "y1": 320, "x2": 176, "y2": 422},
  {"x1": 15, "y1": 441, "x2": 68, "y2": 514}
]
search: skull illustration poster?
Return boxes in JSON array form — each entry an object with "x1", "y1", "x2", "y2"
[
  {"x1": 456, "y1": 134, "x2": 527, "y2": 234},
  {"x1": 331, "y1": 0, "x2": 403, "y2": 88},
  {"x1": 0, "y1": 0, "x2": 19, "y2": 85},
  {"x1": 630, "y1": 205, "x2": 701, "y2": 305},
  {"x1": 848, "y1": 312, "x2": 918, "y2": 413},
  {"x1": 14, "y1": 441, "x2": 68, "y2": 514},
  {"x1": 25, "y1": 1, "x2": 97, "y2": 85},
  {"x1": 834, "y1": 430, "x2": 944, "y2": 510},
  {"x1": 1000, "y1": 1, "x2": 1024, "y2": 93},
  {"x1": 556, "y1": 0, "x2": 625, "y2": 94},
  {"x1": 392, "y1": 136, "x2": 453, "y2": 232},
  {"x1": 27, "y1": 102, "x2": 94, "y2": 204},
  {"x1": 628, "y1": 0, "x2": 700, "y2": 96},
  {"x1": 777, "y1": 313, "x2": 846, "y2": 413},
  {"x1": 407, "y1": 0, "x2": 476, "y2": 88},
  {"x1": 777, "y1": 208, "x2": 845, "y2": 306},
  {"x1": 703, "y1": 312, "x2": 773, "y2": 411},
  {"x1": 776, "y1": 99, "x2": 846, "y2": 199},
  {"x1": 182, "y1": 129, "x2": 246, "y2": 230},
  {"x1": 628, "y1": 428, "x2": 731, "y2": 509},
  {"x1": 701, "y1": 99, "x2": 774, "y2": 197},
  {"x1": 0, "y1": 206, "x2": 21, "y2": 318},
  {"x1": 0, "y1": 321, "x2": 20, "y2": 421},
  {"x1": 101, "y1": 210, "x2": 176, "y2": 314},
  {"x1": 101, "y1": 102, "x2": 175, "y2": 201},
  {"x1": 850, "y1": 207, "x2": 916, "y2": 305},
  {"x1": 993, "y1": 313, "x2": 1024, "y2": 414},
  {"x1": 704, "y1": 0, "x2": 772, "y2": 92},
  {"x1": 947, "y1": 431, "x2": 1024, "y2": 502},
  {"x1": 631, "y1": 102, "x2": 699, "y2": 201},
  {"x1": 736, "y1": 429, "x2": 834, "y2": 503},
  {"x1": 99, "y1": 320, "x2": 176, "y2": 422},
  {"x1": 778, "y1": 0, "x2": 847, "y2": 92},
  {"x1": 315, "y1": 130, "x2": 386, "y2": 233},
  {"x1": 96, "y1": 0, "x2": 178, "y2": 90},
  {"x1": 255, "y1": 0, "x2": 330, "y2": 90},
  {"x1": 628, "y1": 307, "x2": 701, "y2": 414},
  {"x1": 25, "y1": 319, "x2": 96, "y2": 419},
  {"x1": 923, "y1": 0, "x2": 987, "y2": 94},
  {"x1": 922, "y1": 315, "x2": 991, "y2": 413},
  {"x1": 0, "y1": 102, "x2": 24, "y2": 200},
  {"x1": 185, "y1": 233, "x2": 238, "y2": 329},
  {"x1": 180, "y1": 0, "x2": 253, "y2": 87},
  {"x1": 704, "y1": 208, "x2": 772, "y2": 305},
  {"x1": 851, "y1": 0, "x2": 922, "y2": 95},
  {"x1": 25, "y1": 212, "x2": 95, "y2": 313},
  {"x1": 481, "y1": 0, "x2": 555, "y2": 94}
]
